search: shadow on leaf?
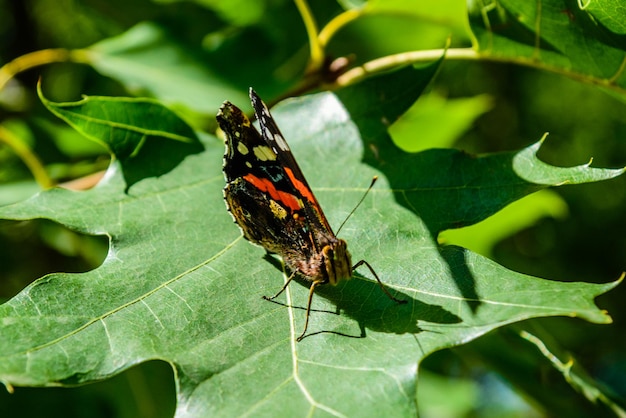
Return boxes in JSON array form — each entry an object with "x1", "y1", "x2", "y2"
[
  {"x1": 316, "y1": 276, "x2": 461, "y2": 338},
  {"x1": 335, "y1": 68, "x2": 548, "y2": 317},
  {"x1": 263, "y1": 254, "x2": 461, "y2": 339}
]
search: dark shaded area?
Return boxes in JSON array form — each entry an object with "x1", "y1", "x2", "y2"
[
  {"x1": 121, "y1": 133, "x2": 204, "y2": 191},
  {"x1": 423, "y1": 325, "x2": 624, "y2": 418},
  {"x1": 0, "y1": 360, "x2": 175, "y2": 418},
  {"x1": 0, "y1": 219, "x2": 108, "y2": 300}
]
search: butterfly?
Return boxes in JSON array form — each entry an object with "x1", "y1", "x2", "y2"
[{"x1": 217, "y1": 88, "x2": 405, "y2": 341}]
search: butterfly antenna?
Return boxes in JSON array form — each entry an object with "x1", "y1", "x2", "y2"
[{"x1": 336, "y1": 176, "x2": 378, "y2": 235}]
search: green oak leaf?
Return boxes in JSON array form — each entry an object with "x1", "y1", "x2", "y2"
[
  {"x1": 468, "y1": 0, "x2": 626, "y2": 95},
  {"x1": 38, "y1": 83, "x2": 204, "y2": 189},
  {"x1": 0, "y1": 66, "x2": 622, "y2": 417}
]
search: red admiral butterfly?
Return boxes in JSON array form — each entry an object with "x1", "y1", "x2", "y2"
[{"x1": 217, "y1": 88, "x2": 405, "y2": 341}]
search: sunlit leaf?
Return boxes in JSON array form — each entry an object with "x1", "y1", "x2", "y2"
[{"x1": 0, "y1": 63, "x2": 622, "y2": 417}]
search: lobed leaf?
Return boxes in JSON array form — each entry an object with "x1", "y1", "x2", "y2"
[
  {"x1": 0, "y1": 66, "x2": 622, "y2": 416},
  {"x1": 38, "y1": 82, "x2": 204, "y2": 189}
]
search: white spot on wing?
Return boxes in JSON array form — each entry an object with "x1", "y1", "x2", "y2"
[{"x1": 272, "y1": 132, "x2": 289, "y2": 151}]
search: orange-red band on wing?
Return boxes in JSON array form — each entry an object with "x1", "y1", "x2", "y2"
[
  {"x1": 243, "y1": 173, "x2": 302, "y2": 212},
  {"x1": 284, "y1": 167, "x2": 315, "y2": 204}
]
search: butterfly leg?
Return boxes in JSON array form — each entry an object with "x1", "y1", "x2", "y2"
[
  {"x1": 296, "y1": 280, "x2": 321, "y2": 342},
  {"x1": 353, "y1": 260, "x2": 406, "y2": 305},
  {"x1": 262, "y1": 270, "x2": 320, "y2": 342},
  {"x1": 262, "y1": 269, "x2": 298, "y2": 301}
]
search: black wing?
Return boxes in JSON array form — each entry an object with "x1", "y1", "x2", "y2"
[
  {"x1": 248, "y1": 88, "x2": 334, "y2": 234},
  {"x1": 217, "y1": 93, "x2": 336, "y2": 262}
]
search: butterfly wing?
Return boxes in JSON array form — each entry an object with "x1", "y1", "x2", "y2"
[
  {"x1": 248, "y1": 89, "x2": 335, "y2": 235},
  {"x1": 218, "y1": 92, "x2": 337, "y2": 269}
]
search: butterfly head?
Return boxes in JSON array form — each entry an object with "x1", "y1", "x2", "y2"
[{"x1": 322, "y1": 239, "x2": 352, "y2": 285}]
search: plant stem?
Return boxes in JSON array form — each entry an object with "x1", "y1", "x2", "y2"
[
  {"x1": 0, "y1": 124, "x2": 54, "y2": 189},
  {"x1": 329, "y1": 47, "x2": 626, "y2": 97},
  {"x1": 0, "y1": 48, "x2": 72, "y2": 92},
  {"x1": 293, "y1": 0, "x2": 324, "y2": 72},
  {"x1": 318, "y1": 8, "x2": 362, "y2": 48}
]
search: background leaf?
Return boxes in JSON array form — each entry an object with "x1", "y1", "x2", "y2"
[
  {"x1": 468, "y1": 0, "x2": 626, "y2": 93},
  {"x1": 389, "y1": 92, "x2": 494, "y2": 152},
  {"x1": 79, "y1": 22, "x2": 249, "y2": 113},
  {"x1": 583, "y1": 0, "x2": 626, "y2": 35},
  {"x1": 38, "y1": 85, "x2": 203, "y2": 188}
]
